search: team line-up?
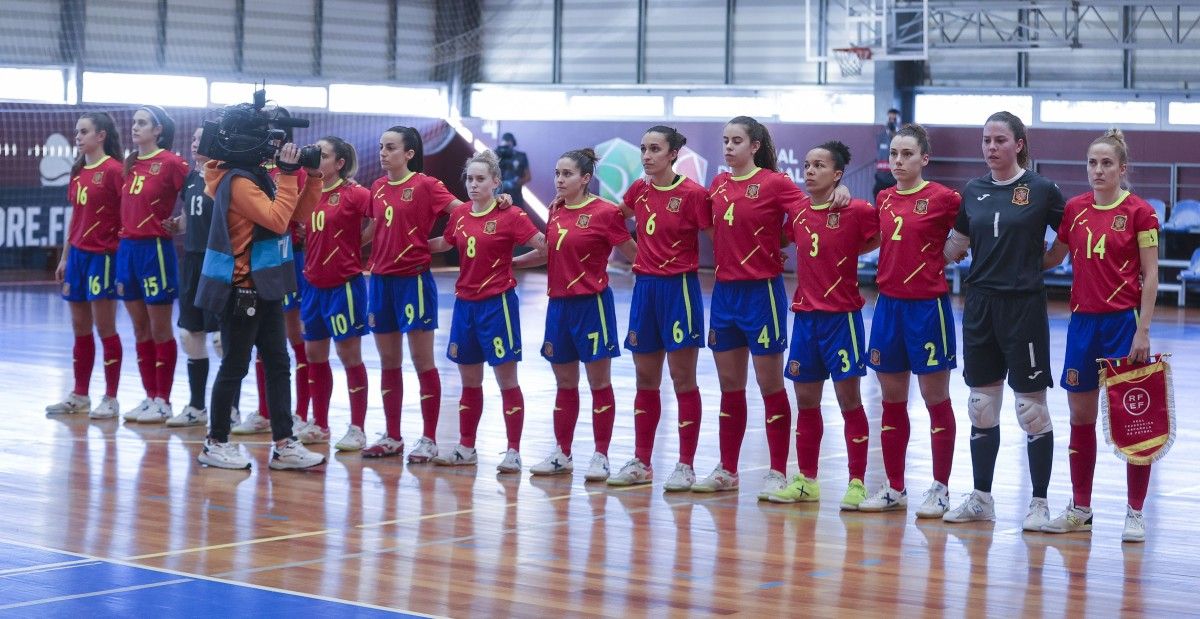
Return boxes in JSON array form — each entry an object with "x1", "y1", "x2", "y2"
[{"x1": 51, "y1": 107, "x2": 1161, "y2": 544}]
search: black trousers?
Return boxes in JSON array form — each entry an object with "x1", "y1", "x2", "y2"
[{"x1": 209, "y1": 293, "x2": 293, "y2": 442}]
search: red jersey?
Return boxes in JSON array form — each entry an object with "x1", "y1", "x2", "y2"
[
  {"x1": 708, "y1": 168, "x2": 808, "y2": 282},
  {"x1": 303, "y1": 179, "x2": 371, "y2": 288},
  {"x1": 875, "y1": 181, "x2": 962, "y2": 299},
  {"x1": 1057, "y1": 191, "x2": 1159, "y2": 313},
  {"x1": 786, "y1": 198, "x2": 879, "y2": 312},
  {"x1": 119, "y1": 149, "x2": 187, "y2": 239},
  {"x1": 622, "y1": 176, "x2": 712, "y2": 276},
  {"x1": 368, "y1": 172, "x2": 458, "y2": 276},
  {"x1": 67, "y1": 155, "x2": 123, "y2": 253},
  {"x1": 443, "y1": 200, "x2": 539, "y2": 301},
  {"x1": 267, "y1": 165, "x2": 309, "y2": 247},
  {"x1": 546, "y1": 195, "x2": 631, "y2": 298}
]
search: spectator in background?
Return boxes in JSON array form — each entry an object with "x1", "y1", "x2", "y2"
[
  {"x1": 498, "y1": 132, "x2": 531, "y2": 210},
  {"x1": 873, "y1": 108, "x2": 902, "y2": 197}
]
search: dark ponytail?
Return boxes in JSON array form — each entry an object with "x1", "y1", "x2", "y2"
[
  {"x1": 645, "y1": 125, "x2": 687, "y2": 163},
  {"x1": 727, "y1": 116, "x2": 778, "y2": 172},
  {"x1": 386, "y1": 125, "x2": 424, "y2": 173},
  {"x1": 72, "y1": 112, "x2": 122, "y2": 177},
  {"x1": 125, "y1": 105, "x2": 176, "y2": 174},
  {"x1": 816, "y1": 140, "x2": 853, "y2": 172},
  {"x1": 320, "y1": 135, "x2": 358, "y2": 181},
  {"x1": 893, "y1": 123, "x2": 931, "y2": 156},
  {"x1": 985, "y1": 111, "x2": 1030, "y2": 169}
]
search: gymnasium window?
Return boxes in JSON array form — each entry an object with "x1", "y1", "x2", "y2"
[
  {"x1": 914, "y1": 94, "x2": 1033, "y2": 126},
  {"x1": 1041, "y1": 99, "x2": 1156, "y2": 125}
]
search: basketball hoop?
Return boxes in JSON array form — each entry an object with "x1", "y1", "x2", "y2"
[{"x1": 832, "y1": 46, "x2": 873, "y2": 77}]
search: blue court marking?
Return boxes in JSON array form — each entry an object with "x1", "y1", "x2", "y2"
[{"x1": 0, "y1": 541, "x2": 427, "y2": 617}]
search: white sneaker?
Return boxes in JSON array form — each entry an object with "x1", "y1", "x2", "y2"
[
  {"x1": 125, "y1": 398, "x2": 155, "y2": 422},
  {"x1": 296, "y1": 424, "x2": 331, "y2": 445},
  {"x1": 291, "y1": 414, "x2": 310, "y2": 436},
  {"x1": 230, "y1": 407, "x2": 242, "y2": 427},
  {"x1": 46, "y1": 392, "x2": 90, "y2": 415},
  {"x1": 269, "y1": 438, "x2": 326, "y2": 470},
  {"x1": 433, "y1": 444, "x2": 478, "y2": 466},
  {"x1": 137, "y1": 397, "x2": 172, "y2": 423},
  {"x1": 1122, "y1": 505, "x2": 1146, "y2": 543},
  {"x1": 584, "y1": 452, "x2": 610, "y2": 482},
  {"x1": 89, "y1": 396, "x2": 120, "y2": 420},
  {"x1": 407, "y1": 436, "x2": 438, "y2": 463},
  {"x1": 496, "y1": 449, "x2": 522, "y2": 474},
  {"x1": 943, "y1": 490, "x2": 996, "y2": 523},
  {"x1": 1042, "y1": 500, "x2": 1093, "y2": 534},
  {"x1": 231, "y1": 411, "x2": 271, "y2": 434},
  {"x1": 757, "y1": 470, "x2": 787, "y2": 501},
  {"x1": 197, "y1": 439, "x2": 251, "y2": 470},
  {"x1": 859, "y1": 483, "x2": 909, "y2": 512},
  {"x1": 530, "y1": 446, "x2": 573, "y2": 476},
  {"x1": 663, "y1": 462, "x2": 696, "y2": 492},
  {"x1": 607, "y1": 458, "x2": 653, "y2": 487},
  {"x1": 691, "y1": 466, "x2": 739, "y2": 493},
  {"x1": 334, "y1": 425, "x2": 367, "y2": 451},
  {"x1": 915, "y1": 481, "x2": 951, "y2": 519},
  {"x1": 166, "y1": 405, "x2": 208, "y2": 427},
  {"x1": 1023, "y1": 497, "x2": 1051, "y2": 532}
]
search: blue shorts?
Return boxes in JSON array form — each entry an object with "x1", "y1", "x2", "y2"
[
  {"x1": 368, "y1": 271, "x2": 439, "y2": 334},
  {"x1": 1061, "y1": 310, "x2": 1138, "y2": 392},
  {"x1": 282, "y1": 249, "x2": 309, "y2": 313},
  {"x1": 542, "y1": 288, "x2": 621, "y2": 364},
  {"x1": 301, "y1": 274, "x2": 368, "y2": 342},
  {"x1": 786, "y1": 310, "x2": 867, "y2": 383},
  {"x1": 115, "y1": 238, "x2": 179, "y2": 304},
  {"x1": 708, "y1": 276, "x2": 788, "y2": 355},
  {"x1": 867, "y1": 293, "x2": 958, "y2": 374},
  {"x1": 448, "y1": 289, "x2": 523, "y2": 366},
  {"x1": 61, "y1": 246, "x2": 116, "y2": 302},
  {"x1": 625, "y1": 272, "x2": 705, "y2": 353}
]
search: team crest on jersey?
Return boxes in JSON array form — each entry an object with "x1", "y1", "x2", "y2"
[
  {"x1": 449, "y1": 342, "x2": 458, "y2": 358},
  {"x1": 542, "y1": 341, "x2": 554, "y2": 357},
  {"x1": 484, "y1": 220, "x2": 498, "y2": 235},
  {"x1": 149, "y1": 162, "x2": 161, "y2": 175},
  {"x1": 826, "y1": 212, "x2": 841, "y2": 229},
  {"x1": 576, "y1": 213, "x2": 591, "y2": 229},
  {"x1": 402, "y1": 188, "x2": 414, "y2": 201},
  {"x1": 787, "y1": 360, "x2": 801, "y2": 376},
  {"x1": 627, "y1": 331, "x2": 638, "y2": 347},
  {"x1": 667, "y1": 197, "x2": 682, "y2": 213},
  {"x1": 92, "y1": 171, "x2": 104, "y2": 184},
  {"x1": 746, "y1": 184, "x2": 760, "y2": 199},
  {"x1": 1112, "y1": 215, "x2": 1128, "y2": 231},
  {"x1": 914, "y1": 199, "x2": 929, "y2": 215},
  {"x1": 1066, "y1": 369, "x2": 1079, "y2": 387},
  {"x1": 329, "y1": 192, "x2": 340, "y2": 206},
  {"x1": 1012, "y1": 185, "x2": 1030, "y2": 206},
  {"x1": 870, "y1": 348, "x2": 881, "y2": 366}
]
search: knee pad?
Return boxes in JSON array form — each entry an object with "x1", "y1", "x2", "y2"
[
  {"x1": 1015, "y1": 390, "x2": 1052, "y2": 435},
  {"x1": 179, "y1": 330, "x2": 208, "y2": 359},
  {"x1": 967, "y1": 385, "x2": 1003, "y2": 429}
]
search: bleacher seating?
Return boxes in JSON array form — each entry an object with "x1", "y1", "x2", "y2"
[
  {"x1": 1177, "y1": 247, "x2": 1200, "y2": 305},
  {"x1": 1164, "y1": 199, "x2": 1200, "y2": 231}
]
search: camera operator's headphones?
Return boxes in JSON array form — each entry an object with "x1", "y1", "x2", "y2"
[{"x1": 138, "y1": 105, "x2": 176, "y2": 150}]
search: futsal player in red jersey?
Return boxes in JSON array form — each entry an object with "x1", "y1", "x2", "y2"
[
  {"x1": 428, "y1": 150, "x2": 546, "y2": 472},
  {"x1": 605, "y1": 126, "x2": 711, "y2": 490},
  {"x1": 691, "y1": 116, "x2": 848, "y2": 497},
  {"x1": 858, "y1": 124, "x2": 963, "y2": 516},
  {"x1": 364, "y1": 126, "x2": 464, "y2": 461},
  {"x1": 290, "y1": 137, "x2": 376, "y2": 452},
  {"x1": 47, "y1": 113, "x2": 126, "y2": 419},
  {"x1": 1040, "y1": 129, "x2": 1159, "y2": 542},
  {"x1": 766, "y1": 141, "x2": 880, "y2": 509},
  {"x1": 526, "y1": 148, "x2": 638, "y2": 481},
  {"x1": 115, "y1": 106, "x2": 188, "y2": 424}
]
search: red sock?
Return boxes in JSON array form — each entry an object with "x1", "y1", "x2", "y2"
[
  {"x1": 458, "y1": 386, "x2": 485, "y2": 448},
  {"x1": 927, "y1": 399, "x2": 956, "y2": 485},
  {"x1": 795, "y1": 407, "x2": 824, "y2": 479},
  {"x1": 309, "y1": 361, "x2": 333, "y2": 430},
  {"x1": 633, "y1": 389, "x2": 661, "y2": 463},
  {"x1": 676, "y1": 388, "x2": 701, "y2": 467},
  {"x1": 591, "y1": 385, "x2": 616, "y2": 455},
  {"x1": 763, "y1": 389, "x2": 792, "y2": 474},
  {"x1": 255, "y1": 357, "x2": 268, "y2": 417},
  {"x1": 72, "y1": 334, "x2": 95, "y2": 396},
  {"x1": 346, "y1": 363, "x2": 368, "y2": 428},
  {"x1": 718, "y1": 390, "x2": 748, "y2": 473},
  {"x1": 135, "y1": 340, "x2": 156, "y2": 398},
  {"x1": 501, "y1": 386, "x2": 524, "y2": 450},
  {"x1": 880, "y1": 400, "x2": 910, "y2": 491},
  {"x1": 842, "y1": 405, "x2": 869, "y2": 481},
  {"x1": 417, "y1": 368, "x2": 440, "y2": 440},
  {"x1": 553, "y1": 387, "x2": 580, "y2": 456},
  {"x1": 1127, "y1": 463, "x2": 1151, "y2": 511},
  {"x1": 1069, "y1": 422, "x2": 1098, "y2": 507},
  {"x1": 381, "y1": 368, "x2": 403, "y2": 440},
  {"x1": 100, "y1": 334, "x2": 122, "y2": 398},
  {"x1": 292, "y1": 342, "x2": 309, "y2": 421},
  {"x1": 154, "y1": 339, "x2": 177, "y2": 404}
]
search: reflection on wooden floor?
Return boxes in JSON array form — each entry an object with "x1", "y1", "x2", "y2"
[{"x1": 2, "y1": 271, "x2": 1198, "y2": 616}]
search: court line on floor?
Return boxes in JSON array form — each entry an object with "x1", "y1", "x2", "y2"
[
  {"x1": 0, "y1": 559, "x2": 97, "y2": 576},
  {"x1": 0, "y1": 579, "x2": 193, "y2": 611},
  {"x1": 125, "y1": 529, "x2": 336, "y2": 561}
]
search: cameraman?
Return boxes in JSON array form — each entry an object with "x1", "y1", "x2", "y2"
[
  {"x1": 497, "y1": 132, "x2": 531, "y2": 210},
  {"x1": 195, "y1": 141, "x2": 325, "y2": 470}
]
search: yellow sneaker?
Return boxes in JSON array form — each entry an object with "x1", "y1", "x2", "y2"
[
  {"x1": 768, "y1": 474, "x2": 821, "y2": 504},
  {"x1": 840, "y1": 478, "x2": 868, "y2": 511}
]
